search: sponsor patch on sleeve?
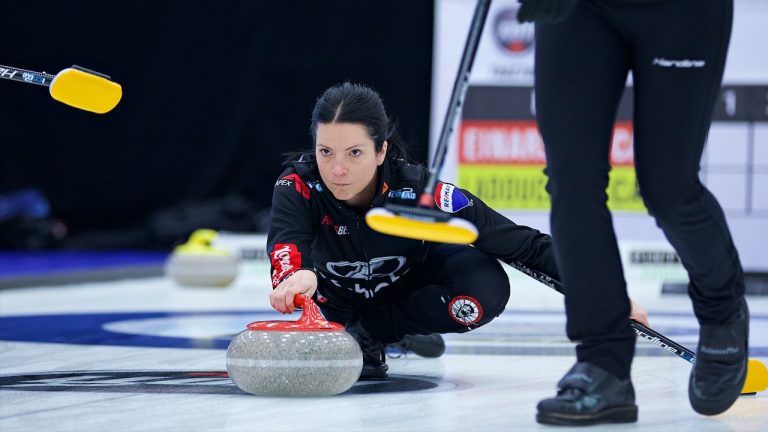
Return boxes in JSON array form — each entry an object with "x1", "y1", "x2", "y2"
[
  {"x1": 270, "y1": 243, "x2": 302, "y2": 287},
  {"x1": 434, "y1": 182, "x2": 472, "y2": 213}
]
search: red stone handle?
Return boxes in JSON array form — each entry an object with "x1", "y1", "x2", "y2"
[{"x1": 246, "y1": 294, "x2": 344, "y2": 331}]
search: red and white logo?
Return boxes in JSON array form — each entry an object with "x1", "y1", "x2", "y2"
[
  {"x1": 280, "y1": 174, "x2": 310, "y2": 200},
  {"x1": 435, "y1": 183, "x2": 454, "y2": 212},
  {"x1": 270, "y1": 244, "x2": 301, "y2": 287},
  {"x1": 320, "y1": 215, "x2": 348, "y2": 235},
  {"x1": 448, "y1": 296, "x2": 483, "y2": 326},
  {"x1": 434, "y1": 183, "x2": 471, "y2": 213},
  {"x1": 493, "y1": 8, "x2": 534, "y2": 54}
]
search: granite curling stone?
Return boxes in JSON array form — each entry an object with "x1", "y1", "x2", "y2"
[
  {"x1": 165, "y1": 228, "x2": 239, "y2": 287},
  {"x1": 227, "y1": 294, "x2": 363, "y2": 397}
]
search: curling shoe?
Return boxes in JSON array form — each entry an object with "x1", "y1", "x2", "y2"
[
  {"x1": 536, "y1": 362, "x2": 637, "y2": 426},
  {"x1": 345, "y1": 318, "x2": 388, "y2": 380},
  {"x1": 689, "y1": 298, "x2": 749, "y2": 416},
  {"x1": 388, "y1": 333, "x2": 446, "y2": 358}
]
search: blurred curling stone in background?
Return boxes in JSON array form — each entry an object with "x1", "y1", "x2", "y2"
[
  {"x1": 227, "y1": 294, "x2": 363, "y2": 397},
  {"x1": 165, "y1": 228, "x2": 239, "y2": 287}
]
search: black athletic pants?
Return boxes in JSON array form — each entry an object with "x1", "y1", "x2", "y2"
[
  {"x1": 534, "y1": 0, "x2": 744, "y2": 379},
  {"x1": 316, "y1": 244, "x2": 511, "y2": 344}
]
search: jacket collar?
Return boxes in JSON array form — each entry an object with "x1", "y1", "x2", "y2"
[{"x1": 371, "y1": 158, "x2": 394, "y2": 206}]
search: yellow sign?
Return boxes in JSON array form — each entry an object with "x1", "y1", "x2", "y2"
[
  {"x1": 607, "y1": 166, "x2": 646, "y2": 211},
  {"x1": 458, "y1": 164, "x2": 646, "y2": 212}
]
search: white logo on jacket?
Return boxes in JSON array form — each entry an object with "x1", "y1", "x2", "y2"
[
  {"x1": 441, "y1": 184, "x2": 454, "y2": 212},
  {"x1": 326, "y1": 256, "x2": 406, "y2": 279},
  {"x1": 652, "y1": 58, "x2": 705, "y2": 68},
  {"x1": 323, "y1": 256, "x2": 408, "y2": 299}
]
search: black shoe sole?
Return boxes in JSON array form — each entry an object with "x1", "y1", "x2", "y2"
[
  {"x1": 536, "y1": 405, "x2": 638, "y2": 426},
  {"x1": 358, "y1": 365, "x2": 389, "y2": 381},
  {"x1": 358, "y1": 374, "x2": 388, "y2": 381}
]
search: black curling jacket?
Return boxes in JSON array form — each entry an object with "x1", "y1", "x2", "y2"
[{"x1": 267, "y1": 153, "x2": 559, "y2": 304}]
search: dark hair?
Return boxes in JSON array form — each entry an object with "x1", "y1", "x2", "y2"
[{"x1": 308, "y1": 82, "x2": 411, "y2": 162}]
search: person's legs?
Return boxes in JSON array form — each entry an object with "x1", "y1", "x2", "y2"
[
  {"x1": 357, "y1": 244, "x2": 511, "y2": 343},
  {"x1": 535, "y1": 1, "x2": 634, "y2": 380},
  {"x1": 313, "y1": 288, "x2": 392, "y2": 380},
  {"x1": 315, "y1": 291, "x2": 445, "y2": 359},
  {"x1": 314, "y1": 297, "x2": 354, "y2": 324},
  {"x1": 628, "y1": 0, "x2": 743, "y2": 326},
  {"x1": 626, "y1": 0, "x2": 747, "y2": 415},
  {"x1": 316, "y1": 245, "x2": 509, "y2": 379},
  {"x1": 534, "y1": 1, "x2": 638, "y2": 425}
]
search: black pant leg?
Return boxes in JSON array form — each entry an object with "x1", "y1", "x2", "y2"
[
  {"x1": 358, "y1": 244, "x2": 511, "y2": 344},
  {"x1": 627, "y1": 0, "x2": 744, "y2": 325},
  {"x1": 314, "y1": 295, "x2": 355, "y2": 325},
  {"x1": 534, "y1": 2, "x2": 636, "y2": 379}
]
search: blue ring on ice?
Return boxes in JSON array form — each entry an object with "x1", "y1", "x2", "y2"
[{"x1": 0, "y1": 310, "x2": 765, "y2": 356}]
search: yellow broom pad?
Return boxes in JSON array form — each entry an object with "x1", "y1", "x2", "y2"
[
  {"x1": 365, "y1": 207, "x2": 478, "y2": 244},
  {"x1": 743, "y1": 358, "x2": 768, "y2": 394},
  {"x1": 49, "y1": 67, "x2": 122, "y2": 114}
]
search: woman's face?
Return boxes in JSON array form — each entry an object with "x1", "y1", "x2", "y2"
[{"x1": 315, "y1": 122, "x2": 387, "y2": 208}]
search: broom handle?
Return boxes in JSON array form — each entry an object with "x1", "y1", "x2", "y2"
[
  {"x1": 423, "y1": 0, "x2": 492, "y2": 201},
  {"x1": 506, "y1": 260, "x2": 696, "y2": 364},
  {"x1": 0, "y1": 65, "x2": 55, "y2": 87}
]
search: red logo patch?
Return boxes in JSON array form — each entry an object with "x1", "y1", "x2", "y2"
[
  {"x1": 270, "y1": 244, "x2": 301, "y2": 287},
  {"x1": 282, "y1": 174, "x2": 310, "y2": 200},
  {"x1": 320, "y1": 215, "x2": 348, "y2": 235},
  {"x1": 448, "y1": 296, "x2": 483, "y2": 326}
]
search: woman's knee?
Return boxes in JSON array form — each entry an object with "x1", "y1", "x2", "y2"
[
  {"x1": 449, "y1": 261, "x2": 510, "y2": 328},
  {"x1": 545, "y1": 167, "x2": 611, "y2": 206},
  {"x1": 638, "y1": 177, "x2": 698, "y2": 222}
]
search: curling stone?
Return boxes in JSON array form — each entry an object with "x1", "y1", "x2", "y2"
[
  {"x1": 165, "y1": 228, "x2": 239, "y2": 287},
  {"x1": 227, "y1": 294, "x2": 363, "y2": 397}
]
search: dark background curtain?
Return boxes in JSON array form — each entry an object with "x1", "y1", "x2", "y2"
[{"x1": 0, "y1": 0, "x2": 433, "y2": 247}]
